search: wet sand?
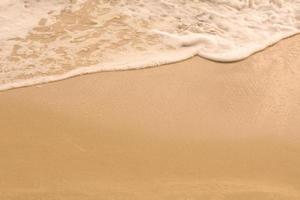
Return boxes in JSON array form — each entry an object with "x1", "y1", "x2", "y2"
[{"x1": 0, "y1": 35, "x2": 300, "y2": 199}]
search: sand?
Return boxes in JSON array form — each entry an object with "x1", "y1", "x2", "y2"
[{"x1": 1, "y1": 35, "x2": 300, "y2": 199}]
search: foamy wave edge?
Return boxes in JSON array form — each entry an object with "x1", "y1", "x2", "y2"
[{"x1": 1, "y1": 31, "x2": 299, "y2": 92}]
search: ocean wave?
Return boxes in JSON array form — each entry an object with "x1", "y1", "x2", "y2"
[{"x1": 0, "y1": 0, "x2": 299, "y2": 91}]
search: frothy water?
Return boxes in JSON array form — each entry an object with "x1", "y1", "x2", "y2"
[{"x1": 0, "y1": 0, "x2": 299, "y2": 91}]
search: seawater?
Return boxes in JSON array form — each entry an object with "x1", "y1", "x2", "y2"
[{"x1": 0, "y1": 0, "x2": 299, "y2": 91}]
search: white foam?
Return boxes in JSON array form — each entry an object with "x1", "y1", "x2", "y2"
[
  {"x1": 0, "y1": 0, "x2": 70, "y2": 40},
  {"x1": 0, "y1": 0, "x2": 299, "y2": 91}
]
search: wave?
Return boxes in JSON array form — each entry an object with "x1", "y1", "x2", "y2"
[{"x1": 0, "y1": 0, "x2": 299, "y2": 91}]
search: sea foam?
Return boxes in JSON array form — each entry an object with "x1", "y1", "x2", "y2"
[{"x1": 0, "y1": 0, "x2": 299, "y2": 91}]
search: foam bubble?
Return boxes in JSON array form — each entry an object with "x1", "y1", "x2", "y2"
[{"x1": 0, "y1": 0, "x2": 299, "y2": 91}]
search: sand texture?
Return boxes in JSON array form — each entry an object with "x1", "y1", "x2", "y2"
[{"x1": 0, "y1": 35, "x2": 300, "y2": 199}]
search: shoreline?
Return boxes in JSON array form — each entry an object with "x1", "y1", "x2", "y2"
[{"x1": 1, "y1": 32, "x2": 300, "y2": 93}]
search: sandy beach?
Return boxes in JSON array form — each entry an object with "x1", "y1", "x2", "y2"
[{"x1": 0, "y1": 35, "x2": 300, "y2": 199}]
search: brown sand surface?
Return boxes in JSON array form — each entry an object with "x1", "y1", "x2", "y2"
[{"x1": 1, "y1": 35, "x2": 300, "y2": 199}]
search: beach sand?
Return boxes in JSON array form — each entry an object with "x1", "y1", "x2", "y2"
[{"x1": 0, "y1": 35, "x2": 300, "y2": 199}]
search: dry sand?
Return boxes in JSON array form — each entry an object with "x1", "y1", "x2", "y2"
[{"x1": 0, "y1": 35, "x2": 300, "y2": 199}]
